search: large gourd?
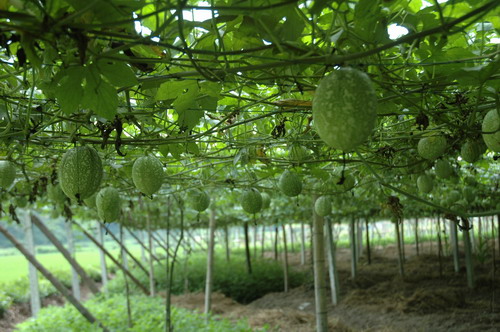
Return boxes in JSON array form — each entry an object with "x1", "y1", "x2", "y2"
[
  {"x1": 434, "y1": 159, "x2": 453, "y2": 179},
  {"x1": 461, "y1": 141, "x2": 480, "y2": 163},
  {"x1": 132, "y1": 156, "x2": 164, "y2": 196},
  {"x1": 312, "y1": 67, "x2": 377, "y2": 152},
  {"x1": 241, "y1": 189, "x2": 263, "y2": 214},
  {"x1": 261, "y1": 192, "x2": 271, "y2": 209},
  {"x1": 482, "y1": 110, "x2": 500, "y2": 152},
  {"x1": 417, "y1": 136, "x2": 447, "y2": 160},
  {"x1": 59, "y1": 146, "x2": 103, "y2": 200},
  {"x1": 278, "y1": 170, "x2": 302, "y2": 197},
  {"x1": 417, "y1": 174, "x2": 433, "y2": 193},
  {"x1": 314, "y1": 196, "x2": 332, "y2": 217},
  {"x1": 0, "y1": 160, "x2": 16, "y2": 189},
  {"x1": 189, "y1": 189, "x2": 210, "y2": 212},
  {"x1": 96, "y1": 187, "x2": 121, "y2": 223}
]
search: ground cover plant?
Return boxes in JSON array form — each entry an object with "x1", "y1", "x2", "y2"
[
  {"x1": 15, "y1": 294, "x2": 266, "y2": 332},
  {"x1": 108, "y1": 251, "x2": 309, "y2": 303}
]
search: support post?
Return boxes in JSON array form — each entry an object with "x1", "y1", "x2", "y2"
[
  {"x1": 74, "y1": 221, "x2": 149, "y2": 295},
  {"x1": 325, "y1": 217, "x2": 340, "y2": 305},
  {"x1": 312, "y1": 197, "x2": 328, "y2": 332},
  {"x1": 147, "y1": 215, "x2": 155, "y2": 296},
  {"x1": 204, "y1": 208, "x2": 216, "y2": 317},
  {"x1": 281, "y1": 224, "x2": 289, "y2": 293},
  {"x1": 31, "y1": 215, "x2": 99, "y2": 294},
  {"x1": 97, "y1": 221, "x2": 108, "y2": 291},
  {"x1": 23, "y1": 210, "x2": 41, "y2": 316},
  {"x1": 349, "y1": 217, "x2": 357, "y2": 279},
  {"x1": 300, "y1": 220, "x2": 306, "y2": 265},
  {"x1": 450, "y1": 220, "x2": 460, "y2": 273},
  {"x1": 65, "y1": 220, "x2": 81, "y2": 300},
  {"x1": 244, "y1": 221, "x2": 252, "y2": 274}
]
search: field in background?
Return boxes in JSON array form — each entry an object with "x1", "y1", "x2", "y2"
[
  {"x1": 0, "y1": 218, "x2": 480, "y2": 283},
  {"x1": 0, "y1": 243, "x2": 144, "y2": 283}
]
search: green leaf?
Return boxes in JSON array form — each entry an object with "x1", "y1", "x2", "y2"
[
  {"x1": 185, "y1": 142, "x2": 200, "y2": 155},
  {"x1": 156, "y1": 80, "x2": 197, "y2": 101},
  {"x1": 200, "y1": 82, "x2": 222, "y2": 97},
  {"x1": 97, "y1": 60, "x2": 138, "y2": 88},
  {"x1": 198, "y1": 95, "x2": 218, "y2": 112},
  {"x1": 354, "y1": 0, "x2": 384, "y2": 42},
  {"x1": 169, "y1": 143, "x2": 183, "y2": 160},
  {"x1": 310, "y1": 0, "x2": 330, "y2": 16},
  {"x1": 82, "y1": 70, "x2": 118, "y2": 120},
  {"x1": 55, "y1": 67, "x2": 85, "y2": 115},
  {"x1": 159, "y1": 144, "x2": 170, "y2": 158},
  {"x1": 171, "y1": 81, "x2": 203, "y2": 130},
  {"x1": 281, "y1": 8, "x2": 305, "y2": 41}
]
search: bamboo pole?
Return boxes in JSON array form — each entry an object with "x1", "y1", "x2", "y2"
[
  {"x1": 349, "y1": 217, "x2": 357, "y2": 279},
  {"x1": 147, "y1": 214, "x2": 156, "y2": 296},
  {"x1": 65, "y1": 220, "x2": 81, "y2": 300},
  {"x1": 312, "y1": 197, "x2": 328, "y2": 332},
  {"x1": 261, "y1": 225, "x2": 266, "y2": 258},
  {"x1": 244, "y1": 221, "x2": 252, "y2": 274},
  {"x1": 120, "y1": 225, "x2": 133, "y2": 328},
  {"x1": 31, "y1": 214, "x2": 99, "y2": 295},
  {"x1": 281, "y1": 224, "x2": 289, "y2": 293},
  {"x1": 225, "y1": 225, "x2": 231, "y2": 262},
  {"x1": 414, "y1": 218, "x2": 420, "y2": 256},
  {"x1": 300, "y1": 220, "x2": 306, "y2": 265},
  {"x1": 394, "y1": 219, "x2": 405, "y2": 277},
  {"x1": 204, "y1": 208, "x2": 216, "y2": 317},
  {"x1": 96, "y1": 221, "x2": 108, "y2": 291},
  {"x1": 437, "y1": 215, "x2": 443, "y2": 277},
  {"x1": 73, "y1": 221, "x2": 149, "y2": 295},
  {"x1": 274, "y1": 225, "x2": 279, "y2": 261},
  {"x1": 450, "y1": 220, "x2": 460, "y2": 273},
  {"x1": 365, "y1": 218, "x2": 371, "y2": 265},
  {"x1": 99, "y1": 221, "x2": 149, "y2": 276},
  {"x1": 325, "y1": 217, "x2": 340, "y2": 305},
  {"x1": 125, "y1": 227, "x2": 165, "y2": 265},
  {"x1": 23, "y1": 211, "x2": 41, "y2": 316},
  {"x1": 463, "y1": 226, "x2": 475, "y2": 288}
]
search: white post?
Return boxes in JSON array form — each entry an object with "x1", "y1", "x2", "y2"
[
  {"x1": 356, "y1": 219, "x2": 363, "y2": 262},
  {"x1": 300, "y1": 220, "x2": 306, "y2": 265},
  {"x1": 119, "y1": 225, "x2": 129, "y2": 270},
  {"x1": 204, "y1": 208, "x2": 216, "y2": 317},
  {"x1": 23, "y1": 210, "x2": 41, "y2": 316},
  {"x1": 97, "y1": 221, "x2": 108, "y2": 291},
  {"x1": 65, "y1": 220, "x2": 81, "y2": 300},
  {"x1": 140, "y1": 230, "x2": 147, "y2": 263}
]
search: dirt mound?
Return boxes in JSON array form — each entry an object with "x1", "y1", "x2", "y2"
[
  {"x1": 170, "y1": 290, "x2": 350, "y2": 331},
  {"x1": 249, "y1": 286, "x2": 315, "y2": 311},
  {"x1": 170, "y1": 292, "x2": 243, "y2": 315},
  {"x1": 399, "y1": 288, "x2": 465, "y2": 314},
  {"x1": 230, "y1": 307, "x2": 351, "y2": 332}
]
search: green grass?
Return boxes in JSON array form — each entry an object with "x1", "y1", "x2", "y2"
[{"x1": 0, "y1": 243, "x2": 143, "y2": 283}]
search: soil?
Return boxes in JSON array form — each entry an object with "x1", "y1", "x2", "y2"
[
  {"x1": 2, "y1": 239, "x2": 499, "y2": 332},
  {"x1": 171, "y1": 239, "x2": 500, "y2": 332}
]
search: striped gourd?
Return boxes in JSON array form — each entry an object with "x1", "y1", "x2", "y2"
[
  {"x1": 312, "y1": 67, "x2": 377, "y2": 152},
  {"x1": 132, "y1": 156, "x2": 164, "y2": 196},
  {"x1": 96, "y1": 187, "x2": 121, "y2": 223},
  {"x1": 241, "y1": 189, "x2": 262, "y2": 214},
  {"x1": 0, "y1": 160, "x2": 16, "y2": 189},
  {"x1": 59, "y1": 146, "x2": 103, "y2": 200}
]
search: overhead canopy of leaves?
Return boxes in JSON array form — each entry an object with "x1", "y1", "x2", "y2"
[{"x1": 0, "y1": 0, "x2": 499, "y2": 227}]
